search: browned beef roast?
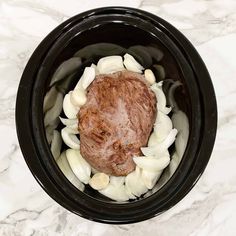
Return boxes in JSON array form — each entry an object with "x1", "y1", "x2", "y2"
[{"x1": 78, "y1": 71, "x2": 157, "y2": 176}]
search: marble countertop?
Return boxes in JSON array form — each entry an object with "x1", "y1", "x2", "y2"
[{"x1": 0, "y1": 0, "x2": 236, "y2": 235}]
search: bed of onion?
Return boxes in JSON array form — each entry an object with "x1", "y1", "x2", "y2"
[{"x1": 43, "y1": 52, "x2": 189, "y2": 202}]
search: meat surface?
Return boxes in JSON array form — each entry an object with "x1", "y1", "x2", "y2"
[{"x1": 78, "y1": 71, "x2": 157, "y2": 176}]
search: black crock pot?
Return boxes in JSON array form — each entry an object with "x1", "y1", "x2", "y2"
[{"x1": 15, "y1": 7, "x2": 217, "y2": 224}]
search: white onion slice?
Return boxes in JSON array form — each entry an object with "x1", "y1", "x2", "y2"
[
  {"x1": 45, "y1": 118, "x2": 60, "y2": 144},
  {"x1": 110, "y1": 176, "x2": 125, "y2": 186},
  {"x1": 61, "y1": 127, "x2": 80, "y2": 149},
  {"x1": 146, "y1": 46, "x2": 164, "y2": 62},
  {"x1": 66, "y1": 149, "x2": 91, "y2": 184},
  {"x1": 63, "y1": 93, "x2": 78, "y2": 119},
  {"x1": 90, "y1": 63, "x2": 99, "y2": 75},
  {"x1": 59, "y1": 117, "x2": 78, "y2": 131},
  {"x1": 133, "y1": 155, "x2": 170, "y2": 172},
  {"x1": 141, "y1": 169, "x2": 162, "y2": 189},
  {"x1": 151, "y1": 83, "x2": 171, "y2": 114},
  {"x1": 168, "y1": 81, "x2": 182, "y2": 111},
  {"x1": 99, "y1": 183, "x2": 129, "y2": 201},
  {"x1": 50, "y1": 57, "x2": 81, "y2": 86},
  {"x1": 50, "y1": 130, "x2": 62, "y2": 160},
  {"x1": 75, "y1": 67, "x2": 96, "y2": 90},
  {"x1": 70, "y1": 89, "x2": 87, "y2": 108},
  {"x1": 141, "y1": 129, "x2": 178, "y2": 156},
  {"x1": 89, "y1": 173, "x2": 109, "y2": 190},
  {"x1": 125, "y1": 167, "x2": 148, "y2": 197},
  {"x1": 44, "y1": 92, "x2": 63, "y2": 127},
  {"x1": 168, "y1": 152, "x2": 180, "y2": 176},
  {"x1": 97, "y1": 55, "x2": 124, "y2": 74},
  {"x1": 43, "y1": 87, "x2": 58, "y2": 113},
  {"x1": 57, "y1": 152, "x2": 85, "y2": 191},
  {"x1": 123, "y1": 53, "x2": 144, "y2": 73},
  {"x1": 153, "y1": 111, "x2": 173, "y2": 142},
  {"x1": 144, "y1": 69, "x2": 156, "y2": 85}
]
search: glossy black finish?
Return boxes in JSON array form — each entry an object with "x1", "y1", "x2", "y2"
[{"x1": 15, "y1": 7, "x2": 217, "y2": 224}]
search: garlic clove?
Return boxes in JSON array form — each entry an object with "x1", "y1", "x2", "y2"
[
  {"x1": 89, "y1": 173, "x2": 109, "y2": 190},
  {"x1": 144, "y1": 69, "x2": 156, "y2": 85}
]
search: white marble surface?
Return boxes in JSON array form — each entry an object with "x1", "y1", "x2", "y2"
[{"x1": 0, "y1": 0, "x2": 236, "y2": 235}]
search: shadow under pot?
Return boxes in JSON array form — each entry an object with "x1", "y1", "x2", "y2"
[{"x1": 16, "y1": 7, "x2": 217, "y2": 224}]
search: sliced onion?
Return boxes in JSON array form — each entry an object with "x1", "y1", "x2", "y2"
[
  {"x1": 168, "y1": 152, "x2": 180, "y2": 176},
  {"x1": 57, "y1": 152, "x2": 85, "y2": 191},
  {"x1": 151, "y1": 83, "x2": 171, "y2": 114},
  {"x1": 141, "y1": 129, "x2": 178, "y2": 156},
  {"x1": 44, "y1": 92, "x2": 63, "y2": 127},
  {"x1": 133, "y1": 155, "x2": 170, "y2": 172},
  {"x1": 61, "y1": 127, "x2": 80, "y2": 149},
  {"x1": 70, "y1": 89, "x2": 87, "y2": 108},
  {"x1": 153, "y1": 111, "x2": 173, "y2": 142},
  {"x1": 123, "y1": 53, "x2": 144, "y2": 73},
  {"x1": 43, "y1": 87, "x2": 58, "y2": 113},
  {"x1": 168, "y1": 81, "x2": 182, "y2": 111},
  {"x1": 141, "y1": 169, "x2": 162, "y2": 189},
  {"x1": 110, "y1": 176, "x2": 125, "y2": 186},
  {"x1": 99, "y1": 183, "x2": 129, "y2": 201},
  {"x1": 50, "y1": 57, "x2": 81, "y2": 86},
  {"x1": 97, "y1": 55, "x2": 124, "y2": 74},
  {"x1": 74, "y1": 67, "x2": 96, "y2": 90},
  {"x1": 45, "y1": 119, "x2": 60, "y2": 144},
  {"x1": 128, "y1": 45, "x2": 153, "y2": 68},
  {"x1": 125, "y1": 167, "x2": 148, "y2": 197},
  {"x1": 63, "y1": 93, "x2": 78, "y2": 119},
  {"x1": 90, "y1": 63, "x2": 99, "y2": 75},
  {"x1": 59, "y1": 117, "x2": 78, "y2": 132},
  {"x1": 74, "y1": 43, "x2": 125, "y2": 59},
  {"x1": 144, "y1": 69, "x2": 156, "y2": 85},
  {"x1": 66, "y1": 149, "x2": 91, "y2": 184},
  {"x1": 50, "y1": 130, "x2": 62, "y2": 160},
  {"x1": 146, "y1": 46, "x2": 164, "y2": 62}
]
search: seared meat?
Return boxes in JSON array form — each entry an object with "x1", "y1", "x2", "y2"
[{"x1": 78, "y1": 71, "x2": 157, "y2": 176}]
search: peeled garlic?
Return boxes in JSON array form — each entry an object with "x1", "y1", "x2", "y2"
[
  {"x1": 66, "y1": 149, "x2": 91, "y2": 184},
  {"x1": 61, "y1": 127, "x2": 80, "y2": 149},
  {"x1": 133, "y1": 155, "x2": 170, "y2": 172},
  {"x1": 144, "y1": 69, "x2": 156, "y2": 85},
  {"x1": 70, "y1": 89, "x2": 87, "y2": 108},
  {"x1": 57, "y1": 152, "x2": 84, "y2": 191},
  {"x1": 63, "y1": 93, "x2": 78, "y2": 119},
  {"x1": 89, "y1": 173, "x2": 109, "y2": 190},
  {"x1": 123, "y1": 53, "x2": 144, "y2": 73},
  {"x1": 50, "y1": 130, "x2": 62, "y2": 160},
  {"x1": 97, "y1": 55, "x2": 124, "y2": 74}
]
